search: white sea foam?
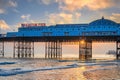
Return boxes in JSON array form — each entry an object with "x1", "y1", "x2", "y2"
[{"x1": 0, "y1": 63, "x2": 79, "y2": 76}]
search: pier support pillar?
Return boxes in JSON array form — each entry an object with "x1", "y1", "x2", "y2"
[
  {"x1": 0, "y1": 41, "x2": 4, "y2": 57},
  {"x1": 13, "y1": 40, "x2": 34, "y2": 58},
  {"x1": 45, "y1": 41, "x2": 62, "y2": 59},
  {"x1": 116, "y1": 41, "x2": 120, "y2": 59},
  {"x1": 79, "y1": 40, "x2": 92, "y2": 60}
]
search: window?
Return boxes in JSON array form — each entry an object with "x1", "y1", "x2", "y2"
[
  {"x1": 64, "y1": 32, "x2": 69, "y2": 36},
  {"x1": 50, "y1": 29, "x2": 52, "y2": 31},
  {"x1": 42, "y1": 32, "x2": 52, "y2": 36},
  {"x1": 83, "y1": 28, "x2": 86, "y2": 30}
]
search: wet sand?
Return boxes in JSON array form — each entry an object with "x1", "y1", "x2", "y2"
[{"x1": 84, "y1": 67, "x2": 120, "y2": 80}]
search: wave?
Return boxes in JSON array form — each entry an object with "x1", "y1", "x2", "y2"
[
  {"x1": 78, "y1": 61, "x2": 119, "y2": 67},
  {"x1": 0, "y1": 62, "x2": 16, "y2": 65},
  {"x1": 0, "y1": 63, "x2": 79, "y2": 76}
]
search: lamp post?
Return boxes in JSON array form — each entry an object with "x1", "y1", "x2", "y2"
[{"x1": 80, "y1": 40, "x2": 85, "y2": 44}]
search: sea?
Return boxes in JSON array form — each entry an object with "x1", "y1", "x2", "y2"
[{"x1": 0, "y1": 58, "x2": 120, "y2": 80}]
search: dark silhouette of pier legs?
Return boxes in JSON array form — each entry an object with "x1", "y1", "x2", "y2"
[
  {"x1": 45, "y1": 41, "x2": 62, "y2": 59},
  {"x1": 116, "y1": 41, "x2": 120, "y2": 59},
  {"x1": 0, "y1": 41, "x2": 4, "y2": 57},
  {"x1": 79, "y1": 40, "x2": 92, "y2": 60},
  {"x1": 13, "y1": 40, "x2": 34, "y2": 58}
]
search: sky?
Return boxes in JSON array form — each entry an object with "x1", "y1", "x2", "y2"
[{"x1": 0, "y1": 0, "x2": 120, "y2": 33}]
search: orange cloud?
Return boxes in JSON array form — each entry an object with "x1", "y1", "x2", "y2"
[
  {"x1": 58, "y1": 0, "x2": 114, "y2": 11},
  {"x1": 48, "y1": 12, "x2": 81, "y2": 25},
  {"x1": 87, "y1": 0, "x2": 114, "y2": 10},
  {"x1": 110, "y1": 13, "x2": 120, "y2": 22},
  {"x1": 0, "y1": 20, "x2": 10, "y2": 30}
]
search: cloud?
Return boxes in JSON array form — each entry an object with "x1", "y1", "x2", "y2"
[
  {"x1": 75, "y1": 12, "x2": 81, "y2": 19},
  {"x1": 0, "y1": 20, "x2": 10, "y2": 30},
  {"x1": 28, "y1": 0, "x2": 117, "y2": 11},
  {"x1": 14, "y1": 23, "x2": 21, "y2": 29},
  {"x1": 57, "y1": 0, "x2": 114, "y2": 11},
  {"x1": 41, "y1": 0, "x2": 53, "y2": 5},
  {"x1": 41, "y1": 0, "x2": 56, "y2": 5},
  {"x1": 8, "y1": 0, "x2": 17, "y2": 7},
  {"x1": 110, "y1": 13, "x2": 120, "y2": 23},
  {"x1": 48, "y1": 12, "x2": 81, "y2": 25},
  {"x1": 0, "y1": 9, "x2": 5, "y2": 14},
  {"x1": 0, "y1": 0, "x2": 17, "y2": 14},
  {"x1": 21, "y1": 14, "x2": 31, "y2": 20},
  {"x1": 13, "y1": 9, "x2": 20, "y2": 13},
  {"x1": 31, "y1": 0, "x2": 57, "y2": 5}
]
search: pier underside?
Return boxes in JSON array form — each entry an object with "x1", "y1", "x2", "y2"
[
  {"x1": 45, "y1": 41, "x2": 62, "y2": 59},
  {"x1": 0, "y1": 36, "x2": 120, "y2": 60},
  {"x1": 116, "y1": 41, "x2": 120, "y2": 59},
  {"x1": 13, "y1": 40, "x2": 34, "y2": 58},
  {"x1": 0, "y1": 41, "x2": 4, "y2": 57}
]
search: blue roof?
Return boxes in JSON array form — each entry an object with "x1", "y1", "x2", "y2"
[{"x1": 89, "y1": 17, "x2": 117, "y2": 27}]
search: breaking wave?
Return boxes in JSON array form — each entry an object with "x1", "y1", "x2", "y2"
[
  {"x1": 0, "y1": 63, "x2": 79, "y2": 76},
  {"x1": 0, "y1": 62, "x2": 16, "y2": 65}
]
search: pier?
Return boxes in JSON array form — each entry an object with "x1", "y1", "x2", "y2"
[{"x1": 0, "y1": 17, "x2": 120, "y2": 60}]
